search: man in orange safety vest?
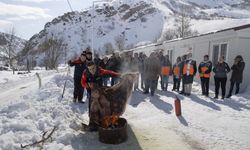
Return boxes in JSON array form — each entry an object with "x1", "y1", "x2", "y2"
[
  {"x1": 182, "y1": 53, "x2": 197, "y2": 96},
  {"x1": 198, "y1": 55, "x2": 212, "y2": 97}
]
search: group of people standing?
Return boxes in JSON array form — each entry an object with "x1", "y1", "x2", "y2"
[
  {"x1": 199, "y1": 54, "x2": 245, "y2": 99},
  {"x1": 69, "y1": 48, "x2": 246, "y2": 104},
  {"x1": 140, "y1": 51, "x2": 198, "y2": 97},
  {"x1": 140, "y1": 51, "x2": 245, "y2": 99},
  {"x1": 69, "y1": 48, "x2": 245, "y2": 104},
  {"x1": 68, "y1": 47, "x2": 245, "y2": 130}
]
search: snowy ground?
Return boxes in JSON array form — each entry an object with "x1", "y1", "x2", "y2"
[
  {"x1": 0, "y1": 70, "x2": 43, "y2": 84},
  {"x1": 0, "y1": 70, "x2": 250, "y2": 150},
  {"x1": 0, "y1": 68, "x2": 67, "y2": 106}
]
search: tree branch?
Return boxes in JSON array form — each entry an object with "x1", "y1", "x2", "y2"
[{"x1": 21, "y1": 126, "x2": 57, "y2": 149}]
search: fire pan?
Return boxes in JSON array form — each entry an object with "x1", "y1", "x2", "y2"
[{"x1": 98, "y1": 118, "x2": 128, "y2": 144}]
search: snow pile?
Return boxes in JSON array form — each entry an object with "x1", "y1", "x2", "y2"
[
  {"x1": 0, "y1": 70, "x2": 62, "y2": 93},
  {"x1": 0, "y1": 74, "x2": 88, "y2": 149}
]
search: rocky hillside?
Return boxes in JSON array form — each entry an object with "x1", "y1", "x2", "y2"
[{"x1": 26, "y1": 0, "x2": 250, "y2": 65}]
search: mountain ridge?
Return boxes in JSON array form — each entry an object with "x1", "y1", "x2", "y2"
[{"x1": 25, "y1": 0, "x2": 250, "y2": 65}]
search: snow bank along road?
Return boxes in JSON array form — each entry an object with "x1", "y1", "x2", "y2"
[
  {"x1": 0, "y1": 72, "x2": 249, "y2": 150},
  {"x1": 0, "y1": 69, "x2": 67, "y2": 105}
]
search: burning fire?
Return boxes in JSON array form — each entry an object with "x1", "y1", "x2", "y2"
[{"x1": 101, "y1": 113, "x2": 120, "y2": 128}]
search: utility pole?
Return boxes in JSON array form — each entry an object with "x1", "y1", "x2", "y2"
[{"x1": 67, "y1": 0, "x2": 73, "y2": 12}]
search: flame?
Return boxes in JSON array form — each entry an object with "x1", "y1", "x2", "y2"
[{"x1": 101, "y1": 113, "x2": 120, "y2": 128}]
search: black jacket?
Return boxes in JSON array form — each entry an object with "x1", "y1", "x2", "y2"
[
  {"x1": 213, "y1": 62, "x2": 230, "y2": 78},
  {"x1": 85, "y1": 67, "x2": 103, "y2": 87},
  {"x1": 94, "y1": 57, "x2": 102, "y2": 66},
  {"x1": 230, "y1": 61, "x2": 245, "y2": 83},
  {"x1": 68, "y1": 59, "x2": 86, "y2": 79},
  {"x1": 106, "y1": 57, "x2": 121, "y2": 72}
]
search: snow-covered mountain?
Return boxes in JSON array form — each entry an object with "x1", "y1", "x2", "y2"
[
  {"x1": 26, "y1": 0, "x2": 250, "y2": 61},
  {"x1": 0, "y1": 32, "x2": 26, "y2": 66}
]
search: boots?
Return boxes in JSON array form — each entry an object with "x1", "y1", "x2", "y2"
[{"x1": 226, "y1": 94, "x2": 232, "y2": 98}]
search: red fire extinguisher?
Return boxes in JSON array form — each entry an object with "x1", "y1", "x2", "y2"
[{"x1": 174, "y1": 95, "x2": 181, "y2": 116}]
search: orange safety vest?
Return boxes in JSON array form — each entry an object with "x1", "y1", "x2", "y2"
[
  {"x1": 183, "y1": 63, "x2": 194, "y2": 75},
  {"x1": 173, "y1": 66, "x2": 180, "y2": 76},
  {"x1": 161, "y1": 66, "x2": 170, "y2": 76},
  {"x1": 199, "y1": 67, "x2": 210, "y2": 78}
]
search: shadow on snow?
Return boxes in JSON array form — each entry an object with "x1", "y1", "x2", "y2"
[{"x1": 71, "y1": 125, "x2": 143, "y2": 150}]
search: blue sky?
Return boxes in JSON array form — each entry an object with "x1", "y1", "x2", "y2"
[{"x1": 0, "y1": 0, "x2": 95, "y2": 40}]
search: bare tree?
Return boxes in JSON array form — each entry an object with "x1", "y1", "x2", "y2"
[
  {"x1": 2, "y1": 27, "x2": 17, "y2": 74},
  {"x1": 161, "y1": 29, "x2": 178, "y2": 41},
  {"x1": 24, "y1": 42, "x2": 34, "y2": 72},
  {"x1": 115, "y1": 35, "x2": 125, "y2": 51},
  {"x1": 39, "y1": 36, "x2": 65, "y2": 70},
  {"x1": 174, "y1": 5, "x2": 198, "y2": 38},
  {"x1": 19, "y1": 41, "x2": 33, "y2": 72}
]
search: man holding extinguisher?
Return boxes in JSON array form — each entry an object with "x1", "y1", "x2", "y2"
[{"x1": 198, "y1": 55, "x2": 212, "y2": 97}]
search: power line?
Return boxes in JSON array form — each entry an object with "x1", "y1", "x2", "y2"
[{"x1": 66, "y1": 0, "x2": 73, "y2": 12}]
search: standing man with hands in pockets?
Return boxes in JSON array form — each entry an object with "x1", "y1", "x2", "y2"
[{"x1": 227, "y1": 55, "x2": 245, "y2": 98}]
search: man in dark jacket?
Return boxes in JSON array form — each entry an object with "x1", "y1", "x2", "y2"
[
  {"x1": 107, "y1": 53, "x2": 122, "y2": 86},
  {"x1": 227, "y1": 55, "x2": 245, "y2": 98},
  {"x1": 179, "y1": 54, "x2": 187, "y2": 94},
  {"x1": 68, "y1": 52, "x2": 87, "y2": 103},
  {"x1": 131, "y1": 53, "x2": 140, "y2": 90},
  {"x1": 213, "y1": 56, "x2": 230, "y2": 99},
  {"x1": 143, "y1": 52, "x2": 161, "y2": 96},
  {"x1": 138, "y1": 53, "x2": 146, "y2": 89},
  {"x1": 94, "y1": 54, "x2": 102, "y2": 66},
  {"x1": 99, "y1": 56, "x2": 110, "y2": 86},
  {"x1": 199, "y1": 55, "x2": 212, "y2": 96}
]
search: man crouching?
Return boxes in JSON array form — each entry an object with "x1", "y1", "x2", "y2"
[{"x1": 81, "y1": 61, "x2": 120, "y2": 131}]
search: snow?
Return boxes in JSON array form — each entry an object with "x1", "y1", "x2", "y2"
[
  {"x1": 0, "y1": 32, "x2": 26, "y2": 61},
  {"x1": 31, "y1": 0, "x2": 165, "y2": 61},
  {"x1": 0, "y1": 71, "x2": 41, "y2": 84},
  {"x1": 191, "y1": 18, "x2": 250, "y2": 34},
  {"x1": 185, "y1": 0, "x2": 243, "y2": 8},
  {"x1": 1, "y1": 1, "x2": 250, "y2": 147},
  {"x1": 0, "y1": 70, "x2": 250, "y2": 150},
  {"x1": 25, "y1": 0, "x2": 250, "y2": 64}
]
